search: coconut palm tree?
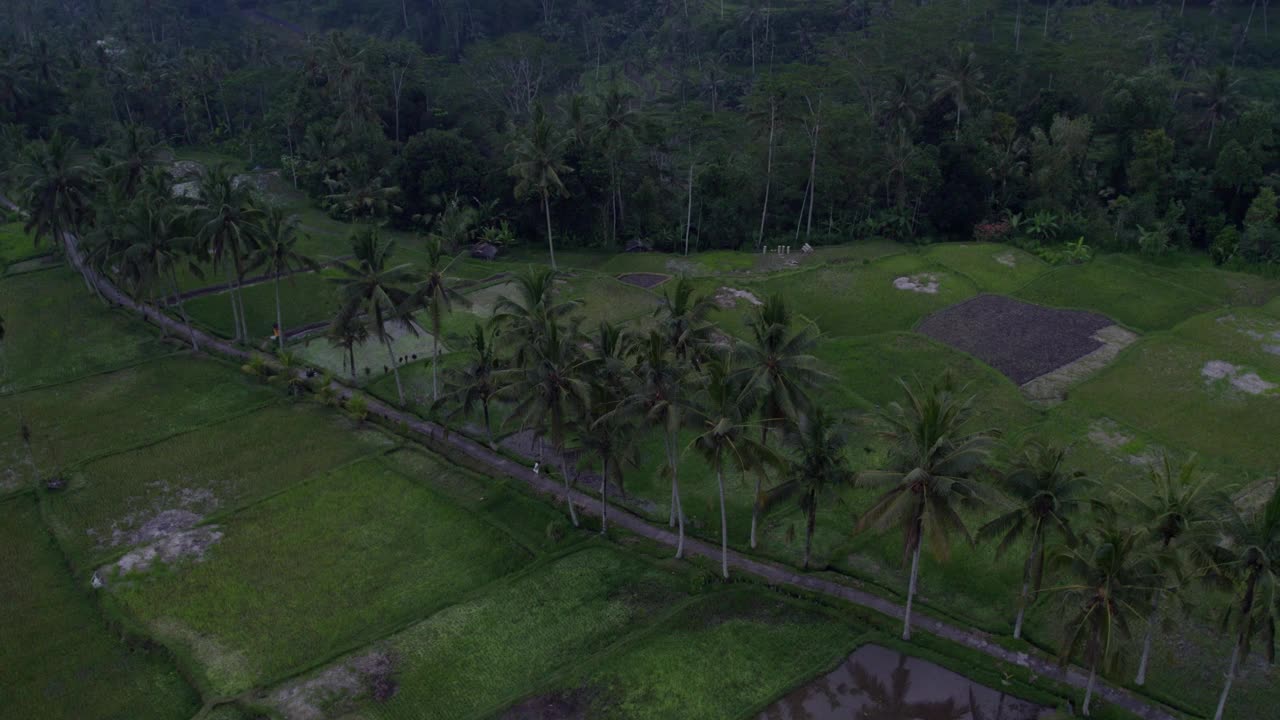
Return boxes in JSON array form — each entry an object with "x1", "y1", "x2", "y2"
[
  {"x1": 932, "y1": 43, "x2": 987, "y2": 140},
  {"x1": 979, "y1": 441, "x2": 1092, "y2": 640},
  {"x1": 437, "y1": 322, "x2": 502, "y2": 444},
  {"x1": 1049, "y1": 520, "x2": 1160, "y2": 717},
  {"x1": 119, "y1": 199, "x2": 202, "y2": 350},
  {"x1": 493, "y1": 266, "x2": 576, "y2": 365},
  {"x1": 1123, "y1": 455, "x2": 1230, "y2": 686},
  {"x1": 594, "y1": 86, "x2": 637, "y2": 245},
  {"x1": 106, "y1": 124, "x2": 167, "y2": 197},
  {"x1": 248, "y1": 208, "x2": 318, "y2": 350},
  {"x1": 500, "y1": 316, "x2": 591, "y2": 527},
  {"x1": 629, "y1": 330, "x2": 694, "y2": 557},
  {"x1": 655, "y1": 277, "x2": 717, "y2": 368},
  {"x1": 856, "y1": 376, "x2": 995, "y2": 640},
  {"x1": 688, "y1": 356, "x2": 777, "y2": 579},
  {"x1": 737, "y1": 294, "x2": 827, "y2": 549},
  {"x1": 579, "y1": 377, "x2": 640, "y2": 533},
  {"x1": 507, "y1": 104, "x2": 571, "y2": 269},
  {"x1": 406, "y1": 236, "x2": 467, "y2": 400},
  {"x1": 195, "y1": 163, "x2": 263, "y2": 343},
  {"x1": 771, "y1": 408, "x2": 853, "y2": 569},
  {"x1": 17, "y1": 132, "x2": 94, "y2": 254},
  {"x1": 330, "y1": 227, "x2": 419, "y2": 404},
  {"x1": 1210, "y1": 482, "x2": 1280, "y2": 720},
  {"x1": 326, "y1": 305, "x2": 369, "y2": 380}
]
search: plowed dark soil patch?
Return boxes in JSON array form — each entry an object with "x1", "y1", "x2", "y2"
[
  {"x1": 617, "y1": 272, "x2": 669, "y2": 289},
  {"x1": 501, "y1": 688, "x2": 598, "y2": 719},
  {"x1": 917, "y1": 294, "x2": 1114, "y2": 384}
]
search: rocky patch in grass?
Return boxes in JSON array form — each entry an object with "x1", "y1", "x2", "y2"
[
  {"x1": 1086, "y1": 419, "x2": 1162, "y2": 466},
  {"x1": 1217, "y1": 314, "x2": 1280, "y2": 356},
  {"x1": 893, "y1": 273, "x2": 941, "y2": 294},
  {"x1": 995, "y1": 251, "x2": 1019, "y2": 268},
  {"x1": 110, "y1": 525, "x2": 223, "y2": 576},
  {"x1": 501, "y1": 688, "x2": 598, "y2": 720},
  {"x1": 616, "y1": 272, "x2": 670, "y2": 289},
  {"x1": 270, "y1": 651, "x2": 397, "y2": 720},
  {"x1": 713, "y1": 286, "x2": 762, "y2": 309},
  {"x1": 88, "y1": 482, "x2": 220, "y2": 552},
  {"x1": 1201, "y1": 361, "x2": 1277, "y2": 396}
]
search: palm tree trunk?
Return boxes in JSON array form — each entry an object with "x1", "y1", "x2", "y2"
[
  {"x1": 803, "y1": 500, "x2": 816, "y2": 569},
  {"x1": 274, "y1": 274, "x2": 285, "y2": 351},
  {"x1": 430, "y1": 308, "x2": 441, "y2": 401},
  {"x1": 168, "y1": 267, "x2": 199, "y2": 352},
  {"x1": 668, "y1": 431, "x2": 686, "y2": 559},
  {"x1": 717, "y1": 461, "x2": 729, "y2": 579},
  {"x1": 750, "y1": 425, "x2": 768, "y2": 549},
  {"x1": 758, "y1": 105, "x2": 775, "y2": 249},
  {"x1": 1013, "y1": 537, "x2": 1039, "y2": 640},
  {"x1": 1043, "y1": 0, "x2": 1051, "y2": 37},
  {"x1": 805, "y1": 132, "x2": 819, "y2": 239},
  {"x1": 903, "y1": 538, "x2": 922, "y2": 641},
  {"x1": 348, "y1": 345, "x2": 357, "y2": 380},
  {"x1": 483, "y1": 400, "x2": 493, "y2": 445},
  {"x1": 1083, "y1": 662, "x2": 1097, "y2": 716},
  {"x1": 1135, "y1": 591, "x2": 1161, "y2": 685},
  {"x1": 383, "y1": 335, "x2": 405, "y2": 404},
  {"x1": 684, "y1": 159, "x2": 695, "y2": 256},
  {"x1": 150, "y1": 287, "x2": 169, "y2": 338},
  {"x1": 1213, "y1": 639, "x2": 1242, "y2": 720},
  {"x1": 225, "y1": 265, "x2": 242, "y2": 342},
  {"x1": 561, "y1": 443, "x2": 579, "y2": 527},
  {"x1": 541, "y1": 187, "x2": 557, "y2": 270},
  {"x1": 600, "y1": 458, "x2": 609, "y2": 533}
]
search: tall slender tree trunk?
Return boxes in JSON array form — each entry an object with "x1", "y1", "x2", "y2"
[
  {"x1": 348, "y1": 345, "x2": 357, "y2": 380},
  {"x1": 561, "y1": 441, "x2": 580, "y2": 527},
  {"x1": 1043, "y1": 0, "x2": 1051, "y2": 37},
  {"x1": 1013, "y1": 536, "x2": 1039, "y2": 639},
  {"x1": 717, "y1": 461, "x2": 729, "y2": 579},
  {"x1": 383, "y1": 334, "x2": 404, "y2": 404},
  {"x1": 750, "y1": 425, "x2": 768, "y2": 549},
  {"x1": 1181, "y1": 0, "x2": 1187, "y2": 16},
  {"x1": 169, "y1": 267, "x2": 199, "y2": 351},
  {"x1": 1015, "y1": 0, "x2": 1023, "y2": 52},
  {"x1": 684, "y1": 160, "x2": 695, "y2": 255},
  {"x1": 758, "y1": 103, "x2": 776, "y2": 248},
  {"x1": 600, "y1": 458, "x2": 609, "y2": 533},
  {"x1": 225, "y1": 265, "x2": 242, "y2": 342},
  {"x1": 1083, "y1": 662, "x2": 1098, "y2": 716},
  {"x1": 667, "y1": 431, "x2": 686, "y2": 559},
  {"x1": 483, "y1": 401, "x2": 493, "y2": 444},
  {"x1": 1136, "y1": 591, "x2": 1161, "y2": 685},
  {"x1": 803, "y1": 501, "x2": 816, "y2": 569},
  {"x1": 1213, "y1": 639, "x2": 1242, "y2": 720},
  {"x1": 805, "y1": 131, "x2": 819, "y2": 239},
  {"x1": 542, "y1": 188, "x2": 557, "y2": 270},
  {"x1": 903, "y1": 537, "x2": 922, "y2": 640},
  {"x1": 274, "y1": 274, "x2": 285, "y2": 350},
  {"x1": 795, "y1": 174, "x2": 811, "y2": 241}
]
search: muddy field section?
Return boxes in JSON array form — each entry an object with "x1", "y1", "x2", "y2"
[{"x1": 917, "y1": 294, "x2": 1120, "y2": 385}]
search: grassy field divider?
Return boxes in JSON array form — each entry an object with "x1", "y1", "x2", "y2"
[{"x1": 0, "y1": 348, "x2": 188, "y2": 400}]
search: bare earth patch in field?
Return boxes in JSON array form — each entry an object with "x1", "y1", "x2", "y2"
[
  {"x1": 109, "y1": 526, "x2": 224, "y2": 576},
  {"x1": 617, "y1": 272, "x2": 670, "y2": 289},
  {"x1": 893, "y1": 273, "x2": 941, "y2": 294},
  {"x1": 85, "y1": 482, "x2": 220, "y2": 552},
  {"x1": 918, "y1": 295, "x2": 1126, "y2": 402},
  {"x1": 1201, "y1": 361, "x2": 1277, "y2": 395},
  {"x1": 271, "y1": 651, "x2": 397, "y2": 720},
  {"x1": 713, "y1": 286, "x2": 762, "y2": 309},
  {"x1": 501, "y1": 688, "x2": 598, "y2": 720}
]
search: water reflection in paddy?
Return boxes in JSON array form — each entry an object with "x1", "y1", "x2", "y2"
[{"x1": 759, "y1": 644, "x2": 1052, "y2": 720}]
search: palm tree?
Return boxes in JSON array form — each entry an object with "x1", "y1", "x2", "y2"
[
  {"x1": 771, "y1": 408, "x2": 853, "y2": 569},
  {"x1": 688, "y1": 356, "x2": 776, "y2": 579},
  {"x1": 407, "y1": 236, "x2": 467, "y2": 400},
  {"x1": 196, "y1": 163, "x2": 263, "y2": 343},
  {"x1": 580, "y1": 377, "x2": 639, "y2": 533},
  {"x1": 1123, "y1": 455, "x2": 1230, "y2": 686},
  {"x1": 1192, "y1": 67, "x2": 1242, "y2": 149},
  {"x1": 1049, "y1": 521, "x2": 1160, "y2": 717},
  {"x1": 248, "y1": 208, "x2": 318, "y2": 350},
  {"x1": 326, "y1": 306, "x2": 369, "y2": 380},
  {"x1": 1210, "y1": 482, "x2": 1280, "y2": 720},
  {"x1": 493, "y1": 266, "x2": 576, "y2": 365},
  {"x1": 17, "y1": 132, "x2": 94, "y2": 255},
  {"x1": 120, "y1": 199, "x2": 202, "y2": 351},
  {"x1": 737, "y1": 294, "x2": 827, "y2": 549},
  {"x1": 500, "y1": 316, "x2": 591, "y2": 527},
  {"x1": 630, "y1": 330, "x2": 693, "y2": 557},
  {"x1": 437, "y1": 322, "x2": 502, "y2": 444},
  {"x1": 594, "y1": 86, "x2": 637, "y2": 245},
  {"x1": 655, "y1": 277, "x2": 716, "y2": 368},
  {"x1": 330, "y1": 227, "x2": 419, "y2": 404},
  {"x1": 979, "y1": 441, "x2": 1092, "y2": 640},
  {"x1": 508, "y1": 104, "x2": 571, "y2": 269},
  {"x1": 106, "y1": 124, "x2": 166, "y2": 197},
  {"x1": 932, "y1": 44, "x2": 986, "y2": 140},
  {"x1": 856, "y1": 377, "x2": 995, "y2": 640}
]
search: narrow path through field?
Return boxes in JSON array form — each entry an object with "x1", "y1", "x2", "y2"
[{"x1": 57, "y1": 231, "x2": 1185, "y2": 720}]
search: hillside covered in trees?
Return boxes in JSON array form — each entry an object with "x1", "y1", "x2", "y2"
[{"x1": 4, "y1": 0, "x2": 1280, "y2": 264}]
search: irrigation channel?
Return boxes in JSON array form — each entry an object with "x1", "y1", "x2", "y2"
[{"x1": 43, "y1": 219, "x2": 1185, "y2": 720}]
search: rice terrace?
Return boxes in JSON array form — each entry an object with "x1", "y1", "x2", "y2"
[{"x1": 4, "y1": 3, "x2": 1280, "y2": 720}]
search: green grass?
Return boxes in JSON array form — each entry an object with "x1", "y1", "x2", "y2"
[
  {"x1": 1058, "y1": 309, "x2": 1280, "y2": 479},
  {"x1": 0, "y1": 496, "x2": 199, "y2": 720},
  {"x1": 753, "y1": 254, "x2": 979, "y2": 337},
  {"x1": 1014, "y1": 255, "x2": 1224, "y2": 331},
  {"x1": 44, "y1": 401, "x2": 395, "y2": 570},
  {"x1": 0, "y1": 222, "x2": 49, "y2": 272},
  {"x1": 0, "y1": 356, "x2": 277, "y2": 495},
  {"x1": 574, "y1": 590, "x2": 861, "y2": 720},
  {"x1": 294, "y1": 313, "x2": 446, "y2": 380},
  {"x1": 108, "y1": 456, "x2": 529, "y2": 695},
  {"x1": 183, "y1": 270, "x2": 340, "y2": 340},
  {"x1": 273, "y1": 546, "x2": 687, "y2": 720},
  {"x1": 923, "y1": 242, "x2": 1048, "y2": 294},
  {"x1": 560, "y1": 273, "x2": 664, "y2": 328},
  {"x1": 0, "y1": 269, "x2": 170, "y2": 392}
]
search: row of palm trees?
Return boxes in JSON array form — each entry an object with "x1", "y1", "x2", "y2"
[{"x1": 428, "y1": 268, "x2": 1275, "y2": 719}]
